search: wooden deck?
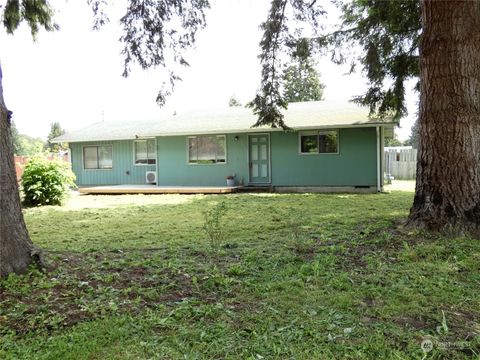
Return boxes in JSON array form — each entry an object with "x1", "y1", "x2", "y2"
[{"x1": 78, "y1": 184, "x2": 242, "y2": 195}]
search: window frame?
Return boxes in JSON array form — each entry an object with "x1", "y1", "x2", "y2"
[
  {"x1": 298, "y1": 130, "x2": 339, "y2": 155},
  {"x1": 186, "y1": 134, "x2": 227, "y2": 165},
  {"x1": 82, "y1": 144, "x2": 113, "y2": 170},
  {"x1": 133, "y1": 138, "x2": 157, "y2": 166}
]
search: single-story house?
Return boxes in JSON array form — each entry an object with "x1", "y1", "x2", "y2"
[{"x1": 53, "y1": 101, "x2": 395, "y2": 192}]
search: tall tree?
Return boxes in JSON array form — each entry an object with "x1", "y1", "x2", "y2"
[
  {"x1": 15, "y1": 134, "x2": 45, "y2": 156},
  {"x1": 282, "y1": 59, "x2": 325, "y2": 103},
  {"x1": 250, "y1": 0, "x2": 420, "y2": 124},
  {"x1": 247, "y1": 1, "x2": 325, "y2": 128},
  {"x1": 47, "y1": 121, "x2": 67, "y2": 153},
  {"x1": 407, "y1": 1, "x2": 480, "y2": 235},
  {"x1": 325, "y1": 0, "x2": 420, "y2": 121},
  {"x1": 1, "y1": 0, "x2": 56, "y2": 277},
  {"x1": 0, "y1": 65, "x2": 44, "y2": 277},
  {"x1": 321, "y1": 0, "x2": 480, "y2": 235},
  {"x1": 254, "y1": 0, "x2": 480, "y2": 236},
  {"x1": 0, "y1": 0, "x2": 210, "y2": 277},
  {"x1": 244, "y1": 6, "x2": 326, "y2": 110}
]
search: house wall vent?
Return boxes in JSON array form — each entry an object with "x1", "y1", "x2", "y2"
[{"x1": 145, "y1": 171, "x2": 157, "y2": 184}]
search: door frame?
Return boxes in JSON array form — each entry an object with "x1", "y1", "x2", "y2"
[{"x1": 247, "y1": 133, "x2": 272, "y2": 185}]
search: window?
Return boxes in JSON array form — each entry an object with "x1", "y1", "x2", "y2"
[
  {"x1": 83, "y1": 145, "x2": 113, "y2": 169},
  {"x1": 299, "y1": 130, "x2": 338, "y2": 154},
  {"x1": 300, "y1": 132, "x2": 319, "y2": 153},
  {"x1": 188, "y1": 135, "x2": 226, "y2": 164},
  {"x1": 134, "y1": 139, "x2": 156, "y2": 165}
]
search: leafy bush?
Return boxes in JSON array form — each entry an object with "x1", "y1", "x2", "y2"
[{"x1": 21, "y1": 157, "x2": 76, "y2": 206}]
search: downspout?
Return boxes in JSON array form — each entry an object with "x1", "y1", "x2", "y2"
[
  {"x1": 376, "y1": 126, "x2": 381, "y2": 192},
  {"x1": 155, "y1": 137, "x2": 159, "y2": 186},
  {"x1": 380, "y1": 126, "x2": 385, "y2": 192}
]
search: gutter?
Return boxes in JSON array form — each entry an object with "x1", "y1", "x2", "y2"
[{"x1": 52, "y1": 123, "x2": 396, "y2": 143}]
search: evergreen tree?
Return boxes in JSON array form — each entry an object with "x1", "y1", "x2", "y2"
[
  {"x1": 282, "y1": 59, "x2": 324, "y2": 103},
  {"x1": 404, "y1": 119, "x2": 419, "y2": 149},
  {"x1": 247, "y1": 3, "x2": 325, "y2": 129},
  {"x1": 47, "y1": 122, "x2": 68, "y2": 153}
]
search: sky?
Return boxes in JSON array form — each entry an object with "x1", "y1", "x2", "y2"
[{"x1": 0, "y1": 0, "x2": 417, "y2": 140}]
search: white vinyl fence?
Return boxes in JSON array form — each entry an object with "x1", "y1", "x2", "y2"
[{"x1": 384, "y1": 147, "x2": 417, "y2": 180}]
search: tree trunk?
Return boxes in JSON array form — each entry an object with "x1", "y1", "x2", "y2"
[
  {"x1": 0, "y1": 63, "x2": 43, "y2": 278},
  {"x1": 407, "y1": 1, "x2": 480, "y2": 236}
]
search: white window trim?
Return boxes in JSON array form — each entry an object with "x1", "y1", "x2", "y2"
[
  {"x1": 133, "y1": 138, "x2": 157, "y2": 166},
  {"x1": 82, "y1": 144, "x2": 113, "y2": 170},
  {"x1": 298, "y1": 131, "x2": 320, "y2": 155},
  {"x1": 298, "y1": 129, "x2": 340, "y2": 155},
  {"x1": 186, "y1": 134, "x2": 227, "y2": 165}
]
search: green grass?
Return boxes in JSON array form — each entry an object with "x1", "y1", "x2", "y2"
[{"x1": 1, "y1": 183, "x2": 479, "y2": 359}]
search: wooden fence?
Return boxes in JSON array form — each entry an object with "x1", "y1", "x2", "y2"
[
  {"x1": 14, "y1": 156, "x2": 29, "y2": 180},
  {"x1": 384, "y1": 148, "x2": 417, "y2": 180}
]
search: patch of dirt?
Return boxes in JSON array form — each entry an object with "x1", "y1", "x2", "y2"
[
  {"x1": 393, "y1": 316, "x2": 430, "y2": 330},
  {"x1": 443, "y1": 309, "x2": 480, "y2": 339},
  {"x1": 361, "y1": 297, "x2": 380, "y2": 308},
  {"x1": 340, "y1": 246, "x2": 370, "y2": 268},
  {"x1": 292, "y1": 243, "x2": 318, "y2": 261},
  {"x1": 448, "y1": 309, "x2": 479, "y2": 324},
  {"x1": 335, "y1": 223, "x2": 447, "y2": 273},
  {"x1": 360, "y1": 315, "x2": 378, "y2": 325}
]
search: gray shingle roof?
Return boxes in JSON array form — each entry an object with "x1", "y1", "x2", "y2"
[{"x1": 53, "y1": 100, "x2": 395, "y2": 143}]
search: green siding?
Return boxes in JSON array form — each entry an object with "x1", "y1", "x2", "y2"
[
  {"x1": 270, "y1": 128, "x2": 377, "y2": 186},
  {"x1": 70, "y1": 128, "x2": 378, "y2": 187},
  {"x1": 158, "y1": 134, "x2": 249, "y2": 186},
  {"x1": 71, "y1": 141, "x2": 156, "y2": 186}
]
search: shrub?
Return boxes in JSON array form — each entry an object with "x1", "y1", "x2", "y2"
[
  {"x1": 203, "y1": 201, "x2": 228, "y2": 251},
  {"x1": 21, "y1": 157, "x2": 76, "y2": 206}
]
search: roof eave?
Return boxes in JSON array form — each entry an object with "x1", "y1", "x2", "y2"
[{"x1": 54, "y1": 122, "x2": 396, "y2": 143}]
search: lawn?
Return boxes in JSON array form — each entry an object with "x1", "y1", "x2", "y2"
[{"x1": 1, "y1": 181, "x2": 479, "y2": 359}]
